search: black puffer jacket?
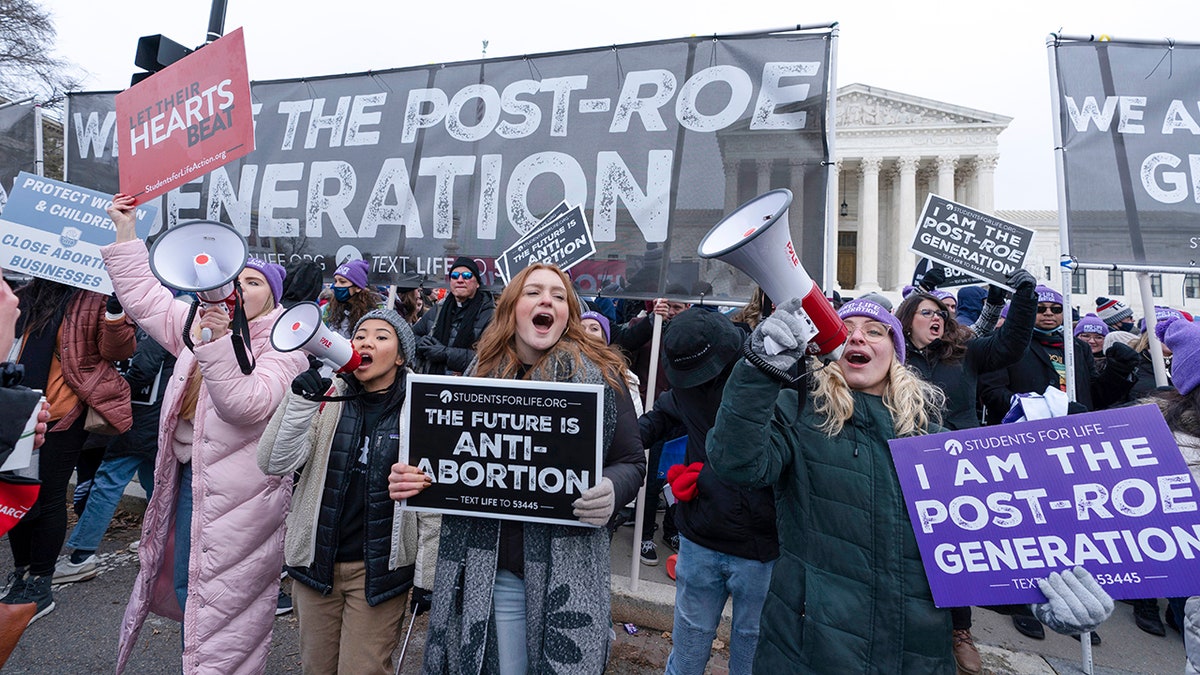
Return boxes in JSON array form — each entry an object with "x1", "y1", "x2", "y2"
[
  {"x1": 412, "y1": 293, "x2": 495, "y2": 375},
  {"x1": 906, "y1": 284, "x2": 1036, "y2": 430},
  {"x1": 286, "y1": 380, "x2": 414, "y2": 606},
  {"x1": 105, "y1": 329, "x2": 175, "y2": 462},
  {"x1": 640, "y1": 366, "x2": 779, "y2": 562}
]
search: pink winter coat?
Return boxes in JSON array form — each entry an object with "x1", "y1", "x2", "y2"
[{"x1": 101, "y1": 240, "x2": 307, "y2": 675}]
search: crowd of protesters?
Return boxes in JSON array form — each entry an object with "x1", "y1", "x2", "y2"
[{"x1": 0, "y1": 196, "x2": 1196, "y2": 673}]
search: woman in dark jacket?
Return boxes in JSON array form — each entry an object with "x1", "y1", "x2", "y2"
[
  {"x1": 391, "y1": 263, "x2": 645, "y2": 674},
  {"x1": 2, "y1": 279, "x2": 134, "y2": 621},
  {"x1": 56, "y1": 327, "x2": 177, "y2": 583},
  {"x1": 260, "y1": 309, "x2": 439, "y2": 674},
  {"x1": 892, "y1": 269, "x2": 1036, "y2": 674}
]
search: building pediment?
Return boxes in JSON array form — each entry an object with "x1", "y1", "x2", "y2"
[{"x1": 836, "y1": 83, "x2": 1012, "y2": 129}]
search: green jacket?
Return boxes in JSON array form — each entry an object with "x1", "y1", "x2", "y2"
[{"x1": 708, "y1": 360, "x2": 953, "y2": 674}]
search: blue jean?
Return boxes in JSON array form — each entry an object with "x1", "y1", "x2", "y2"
[
  {"x1": 665, "y1": 535, "x2": 775, "y2": 675},
  {"x1": 492, "y1": 569, "x2": 527, "y2": 675},
  {"x1": 66, "y1": 455, "x2": 154, "y2": 552},
  {"x1": 173, "y1": 463, "x2": 192, "y2": 614}
]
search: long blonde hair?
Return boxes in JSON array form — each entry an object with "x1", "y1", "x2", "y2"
[
  {"x1": 473, "y1": 263, "x2": 626, "y2": 391},
  {"x1": 811, "y1": 358, "x2": 945, "y2": 437}
]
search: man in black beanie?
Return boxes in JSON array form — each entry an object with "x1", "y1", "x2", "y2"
[{"x1": 413, "y1": 256, "x2": 494, "y2": 375}]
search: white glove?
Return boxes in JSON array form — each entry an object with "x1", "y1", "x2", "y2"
[
  {"x1": 749, "y1": 297, "x2": 816, "y2": 370},
  {"x1": 1031, "y1": 567, "x2": 1114, "y2": 635},
  {"x1": 572, "y1": 477, "x2": 615, "y2": 527}
]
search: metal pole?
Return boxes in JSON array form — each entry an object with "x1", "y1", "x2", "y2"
[
  {"x1": 629, "y1": 312, "x2": 665, "y2": 590},
  {"x1": 1136, "y1": 272, "x2": 1169, "y2": 387},
  {"x1": 1047, "y1": 36, "x2": 1077, "y2": 403},
  {"x1": 395, "y1": 609, "x2": 418, "y2": 674},
  {"x1": 822, "y1": 26, "x2": 840, "y2": 291},
  {"x1": 1048, "y1": 36, "x2": 1089, "y2": 675},
  {"x1": 206, "y1": 0, "x2": 228, "y2": 43}
]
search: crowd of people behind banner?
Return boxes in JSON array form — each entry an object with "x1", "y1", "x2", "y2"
[{"x1": 0, "y1": 195, "x2": 1194, "y2": 673}]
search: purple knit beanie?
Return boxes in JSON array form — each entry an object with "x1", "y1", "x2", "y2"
[
  {"x1": 1035, "y1": 285, "x2": 1063, "y2": 305},
  {"x1": 1073, "y1": 313, "x2": 1109, "y2": 338},
  {"x1": 1157, "y1": 317, "x2": 1200, "y2": 395},
  {"x1": 334, "y1": 258, "x2": 370, "y2": 289},
  {"x1": 243, "y1": 258, "x2": 286, "y2": 307},
  {"x1": 580, "y1": 311, "x2": 611, "y2": 344},
  {"x1": 837, "y1": 299, "x2": 905, "y2": 362}
]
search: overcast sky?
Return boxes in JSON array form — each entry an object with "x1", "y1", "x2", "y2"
[{"x1": 45, "y1": 0, "x2": 1200, "y2": 210}]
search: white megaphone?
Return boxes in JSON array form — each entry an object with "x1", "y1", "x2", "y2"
[
  {"x1": 271, "y1": 302, "x2": 363, "y2": 373},
  {"x1": 149, "y1": 220, "x2": 249, "y2": 342},
  {"x1": 697, "y1": 189, "x2": 847, "y2": 361}
]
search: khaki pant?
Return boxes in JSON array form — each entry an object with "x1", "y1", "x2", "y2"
[{"x1": 293, "y1": 560, "x2": 408, "y2": 675}]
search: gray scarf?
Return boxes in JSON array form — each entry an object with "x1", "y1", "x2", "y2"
[{"x1": 422, "y1": 345, "x2": 618, "y2": 674}]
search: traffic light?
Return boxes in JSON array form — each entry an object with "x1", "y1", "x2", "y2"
[{"x1": 131, "y1": 34, "x2": 193, "y2": 86}]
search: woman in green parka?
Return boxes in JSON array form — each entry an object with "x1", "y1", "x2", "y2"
[{"x1": 707, "y1": 298, "x2": 1114, "y2": 673}]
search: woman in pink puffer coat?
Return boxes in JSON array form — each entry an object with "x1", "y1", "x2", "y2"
[{"x1": 103, "y1": 195, "x2": 307, "y2": 674}]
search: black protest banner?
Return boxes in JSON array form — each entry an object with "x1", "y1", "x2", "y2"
[
  {"x1": 911, "y1": 195, "x2": 1033, "y2": 290},
  {"x1": 63, "y1": 29, "x2": 834, "y2": 300},
  {"x1": 496, "y1": 204, "x2": 596, "y2": 283},
  {"x1": 402, "y1": 374, "x2": 604, "y2": 526},
  {"x1": 912, "y1": 257, "x2": 979, "y2": 289},
  {"x1": 0, "y1": 102, "x2": 37, "y2": 211},
  {"x1": 1054, "y1": 39, "x2": 1200, "y2": 266}
]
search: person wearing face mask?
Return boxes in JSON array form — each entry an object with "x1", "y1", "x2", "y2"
[
  {"x1": 259, "y1": 309, "x2": 440, "y2": 674},
  {"x1": 103, "y1": 195, "x2": 308, "y2": 675},
  {"x1": 390, "y1": 263, "x2": 645, "y2": 674},
  {"x1": 412, "y1": 257, "x2": 495, "y2": 376},
  {"x1": 322, "y1": 259, "x2": 384, "y2": 339},
  {"x1": 979, "y1": 285, "x2": 1139, "y2": 427},
  {"x1": 892, "y1": 269, "x2": 1037, "y2": 674},
  {"x1": 706, "y1": 298, "x2": 1115, "y2": 673}
]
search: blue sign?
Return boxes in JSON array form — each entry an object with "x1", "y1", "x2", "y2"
[
  {"x1": 0, "y1": 172, "x2": 156, "y2": 294},
  {"x1": 889, "y1": 405, "x2": 1200, "y2": 607}
]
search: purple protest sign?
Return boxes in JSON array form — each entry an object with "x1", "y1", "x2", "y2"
[{"x1": 888, "y1": 404, "x2": 1200, "y2": 607}]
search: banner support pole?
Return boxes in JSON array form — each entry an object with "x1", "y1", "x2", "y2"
[
  {"x1": 1048, "y1": 36, "x2": 1078, "y2": 403},
  {"x1": 1136, "y1": 273, "x2": 1169, "y2": 387},
  {"x1": 822, "y1": 25, "x2": 840, "y2": 291}
]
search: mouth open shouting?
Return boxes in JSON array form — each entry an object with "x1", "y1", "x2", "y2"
[{"x1": 514, "y1": 268, "x2": 570, "y2": 365}]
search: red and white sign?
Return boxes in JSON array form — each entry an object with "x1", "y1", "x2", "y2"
[{"x1": 115, "y1": 28, "x2": 255, "y2": 203}]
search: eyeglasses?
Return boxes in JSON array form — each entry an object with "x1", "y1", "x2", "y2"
[
  {"x1": 846, "y1": 322, "x2": 892, "y2": 343},
  {"x1": 1037, "y1": 305, "x2": 1064, "y2": 315},
  {"x1": 449, "y1": 271, "x2": 474, "y2": 280},
  {"x1": 916, "y1": 309, "x2": 949, "y2": 320}
]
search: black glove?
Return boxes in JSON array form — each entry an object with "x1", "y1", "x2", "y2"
[
  {"x1": 418, "y1": 343, "x2": 448, "y2": 364},
  {"x1": 291, "y1": 359, "x2": 331, "y2": 400},
  {"x1": 106, "y1": 293, "x2": 123, "y2": 315},
  {"x1": 416, "y1": 334, "x2": 438, "y2": 349},
  {"x1": 410, "y1": 587, "x2": 432, "y2": 616},
  {"x1": 1103, "y1": 342, "x2": 1139, "y2": 377},
  {"x1": 1008, "y1": 269, "x2": 1038, "y2": 295},
  {"x1": 919, "y1": 266, "x2": 945, "y2": 292},
  {"x1": 986, "y1": 284, "x2": 1008, "y2": 306}
]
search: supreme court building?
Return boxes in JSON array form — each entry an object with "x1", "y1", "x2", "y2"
[{"x1": 827, "y1": 83, "x2": 1200, "y2": 318}]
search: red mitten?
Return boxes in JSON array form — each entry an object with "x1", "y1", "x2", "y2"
[{"x1": 666, "y1": 462, "x2": 703, "y2": 502}]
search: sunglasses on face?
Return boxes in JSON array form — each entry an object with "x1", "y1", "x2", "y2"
[
  {"x1": 916, "y1": 309, "x2": 949, "y2": 320},
  {"x1": 449, "y1": 271, "x2": 474, "y2": 280},
  {"x1": 1037, "y1": 305, "x2": 1064, "y2": 315}
]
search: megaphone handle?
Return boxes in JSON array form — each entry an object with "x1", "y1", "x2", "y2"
[
  {"x1": 763, "y1": 336, "x2": 786, "y2": 356},
  {"x1": 201, "y1": 327, "x2": 212, "y2": 342}
]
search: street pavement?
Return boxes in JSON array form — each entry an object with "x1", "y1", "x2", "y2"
[{"x1": 0, "y1": 500, "x2": 1187, "y2": 673}]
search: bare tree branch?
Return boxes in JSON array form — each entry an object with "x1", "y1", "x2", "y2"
[{"x1": 0, "y1": 0, "x2": 84, "y2": 108}]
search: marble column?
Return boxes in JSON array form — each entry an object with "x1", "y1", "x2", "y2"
[
  {"x1": 936, "y1": 154, "x2": 958, "y2": 201},
  {"x1": 756, "y1": 159, "x2": 772, "y2": 196},
  {"x1": 974, "y1": 154, "x2": 999, "y2": 213},
  {"x1": 723, "y1": 159, "x2": 739, "y2": 212},
  {"x1": 895, "y1": 156, "x2": 920, "y2": 288},
  {"x1": 857, "y1": 156, "x2": 882, "y2": 291}
]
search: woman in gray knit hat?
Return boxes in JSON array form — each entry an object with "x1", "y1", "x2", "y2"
[{"x1": 259, "y1": 309, "x2": 440, "y2": 674}]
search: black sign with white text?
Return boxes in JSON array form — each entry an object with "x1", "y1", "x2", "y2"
[
  {"x1": 911, "y1": 195, "x2": 1034, "y2": 290},
  {"x1": 401, "y1": 374, "x2": 604, "y2": 526}
]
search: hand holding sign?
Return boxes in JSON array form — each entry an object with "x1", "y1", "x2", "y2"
[
  {"x1": 389, "y1": 461, "x2": 433, "y2": 501},
  {"x1": 106, "y1": 193, "x2": 140, "y2": 244},
  {"x1": 1032, "y1": 567, "x2": 1114, "y2": 635},
  {"x1": 572, "y1": 476, "x2": 615, "y2": 526}
]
